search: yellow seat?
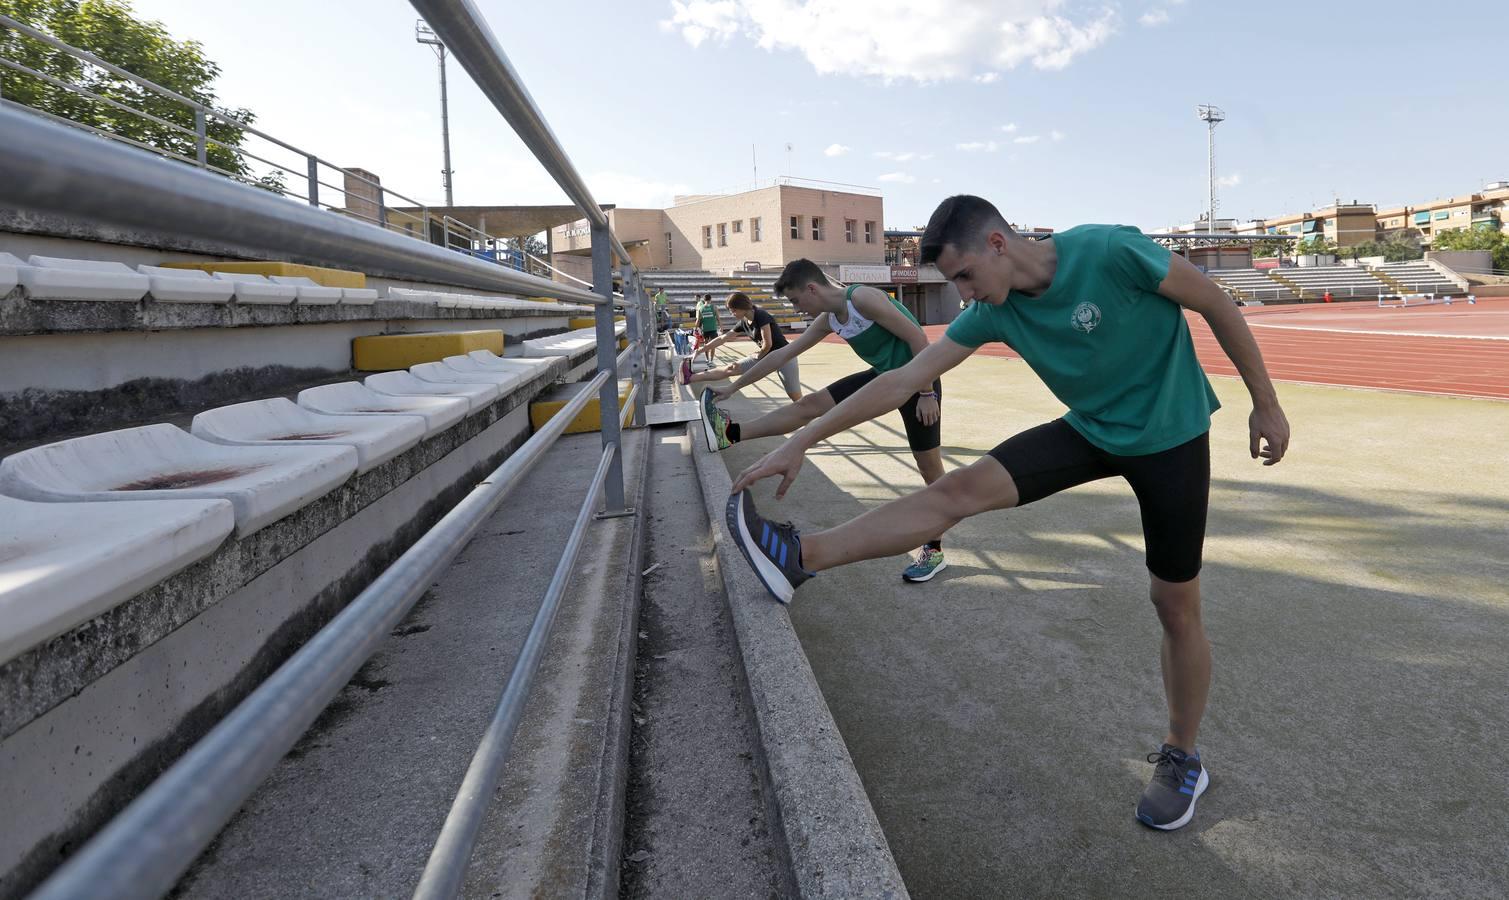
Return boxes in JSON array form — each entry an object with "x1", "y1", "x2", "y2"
[
  {"x1": 569, "y1": 316, "x2": 627, "y2": 330},
  {"x1": 352, "y1": 330, "x2": 505, "y2": 371},
  {"x1": 161, "y1": 261, "x2": 366, "y2": 289},
  {"x1": 530, "y1": 379, "x2": 632, "y2": 434}
]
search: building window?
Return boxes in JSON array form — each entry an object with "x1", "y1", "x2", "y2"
[
  {"x1": 845, "y1": 219, "x2": 855, "y2": 243},
  {"x1": 790, "y1": 215, "x2": 802, "y2": 239},
  {"x1": 812, "y1": 216, "x2": 825, "y2": 241},
  {"x1": 751, "y1": 217, "x2": 762, "y2": 242},
  {"x1": 864, "y1": 221, "x2": 876, "y2": 244},
  {"x1": 665, "y1": 232, "x2": 673, "y2": 265},
  {"x1": 717, "y1": 222, "x2": 727, "y2": 247},
  {"x1": 702, "y1": 225, "x2": 712, "y2": 249},
  {"x1": 732, "y1": 219, "x2": 743, "y2": 234}
]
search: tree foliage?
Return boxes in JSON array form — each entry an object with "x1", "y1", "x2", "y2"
[
  {"x1": 1346, "y1": 230, "x2": 1424, "y2": 263},
  {"x1": 1431, "y1": 225, "x2": 1509, "y2": 271},
  {"x1": 0, "y1": 0, "x2": 281, "y2": 191}
]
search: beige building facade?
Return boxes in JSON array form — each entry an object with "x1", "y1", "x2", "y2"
[
  {"x1": 549, "y1": 182, "x2": 884, "y2": 279},
  {"x1": 1244, "y1": 182, "x2": 1509, "y2": 250}
]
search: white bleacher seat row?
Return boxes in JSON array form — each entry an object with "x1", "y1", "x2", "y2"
[
  {"x1": 268, "y1": 275, "x2": 342, "y2": 305},
  {"x1": 0, "y1": 423, "x2": 356, "y2": 537},
  {"x1": 211, "y1": 271, "x2": 297, "y2": 305},
  {"x1": 134, "y1": 265, "x2": 236, "y2": 304},
  {"x1": 296, "y1": 382, "x2": 468, "y2": 437},
  {"x1": 13, "y1": 254, "x2": 150, "y2": 302},
  {"x1": 0, "y1": 494, "x2": 235, "y2": 666},
  {"x1": 365, "y1": 369, "x2": 501, "y2": 410},
  {"x1": 190, "y1": 398, "x2": 425, "y2": 473}
]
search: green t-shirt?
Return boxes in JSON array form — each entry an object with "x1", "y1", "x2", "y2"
[
  {"x1": 944, "y1": 224, "x2": 1219, "y2": 455},
  {"x1": 697, "y1": 300, "x2": 719, "y2": 331}
]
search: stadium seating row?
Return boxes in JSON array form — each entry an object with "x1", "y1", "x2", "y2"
[
  {"x1": 0, "y1": 253, "x2": 379, "y2": 305},
  {"x1": 0, "y1": 343, "x2": 585, "y2": 667}
]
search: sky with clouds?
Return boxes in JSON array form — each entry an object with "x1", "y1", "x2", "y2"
[{"x1": 122, "y1": 0, "x2": 1507, "y2": 231}]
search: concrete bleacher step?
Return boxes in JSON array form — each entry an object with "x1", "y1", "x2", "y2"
[
  {"x1": 352, "y1": 330, "x2": 505, "y2": 372},
  {"x1": 212, "y1": 272, "x2": 297, "y2": 305},
  {"x1": 0, "y1": 494, "x2": 235, "y2": 666},
  {"x1": 16, "y1": 255, "x2": 150, "y2": 302},
  {"x1": 134, "y1": 265, "x2": 237, "y2": 304},
  {"x1": 160, "y1": 260, "x2": 368, "y2": 289},
  {"x1": 296, "y1": 383, "x2": 468, "y2": 438},
  {"x1": 409, "y1": 361, "x2": 523, "y2": 397},
  {"x1": 364, "y1": 370, "x2": 500, "y2": 409},
  {"x1": 521, "y1": 324, "x2": 623, "y2": 359},
  {"x1": 0, "y1": 423, "x2": 356, "y2": 537},
  {"x1": 433, "y1": 355, "x2": 532, "y2": 394},
  {"x1": 191, "y1": 398, "x2": 425, "y2": 474}
]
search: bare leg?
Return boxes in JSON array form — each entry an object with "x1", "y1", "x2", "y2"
[
  {"x1": 911, "y1": 446, "x2": 947, "y2": 544},
  {"x1": 1150, "y1": 574, "x2": 1211, "y2": 753},
  {"x1": 737, "y1": 390, "x2": 835, "y2": 441},
  {"x1": 686, "y1": 363, "x2": 742, "y2": 385},
  {"x1": 800, "y1": 456, "x2": 1018, "y2": 572}
]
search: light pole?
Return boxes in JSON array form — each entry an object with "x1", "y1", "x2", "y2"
[
  {"x1": 1195, "y1": 104, "x2": 1225, "y2": 235},
  {"x1": 416, "y1": 20, "x2": 454, "y2": 206}
]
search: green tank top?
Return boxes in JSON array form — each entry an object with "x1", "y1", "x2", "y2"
[
  {"x1": 830, "y1": 285, "x2": 918, "y2": 373},
  {"x1": 698, "y1": 301, "x2": 719, "y2": 331}
]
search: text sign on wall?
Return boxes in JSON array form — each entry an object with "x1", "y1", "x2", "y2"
[
  {"x1": 839, "y1": 264, "x2": 891, "y2": 283},
  {"x1": 889, "y1": 266, "x2": 919, "y2": 283}
]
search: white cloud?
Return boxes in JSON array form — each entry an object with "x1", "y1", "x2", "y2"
[
  {"x1": 662, "y1": 1, "x2": 1118, "y2": 83},
  {"x1": 999, "y1": 122, "x2": 1018, "y2": 133},
  {"x1": 586, "y1": 171, "x2": 694, "y2": 208},
  {"x1": 1139, "y1": 9, "x2": 1170, "y2": 26},
  {"x1": 1050, "y1": 129, "x2": 1066, "y2": 141},
  {"x1": 1013, "y1": 135, "x2": 1041, "y2": 144},
  {"x1": 1217, "y1": 172, "x2": 1243, "y2": 188},
  {"x1": 824, "y1": 143, "x2": 851, "y2": 157},
  {"x1": 877, "y1": 172, "x2": 917, "y2": 183},
  {"x1": 874, "y1": 150, "x2": 932, "y2": 162},
  {"x1": 661, "y1": 0, "x2": 744, "y2": 47},
  {"x1": 955, "y1": 141, "x2": 1000, "y2": 152},
  {"x1": 973, "y1": 72, "x2": 1000, "y2": 84}
]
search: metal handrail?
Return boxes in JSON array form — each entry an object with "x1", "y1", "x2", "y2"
[
  {"x1": 407, "y1": 0, "x2": 632, "y2": 266},
  {"x1": 30, "y1": 367, "x2": 614, "y2": 900},
  {"x1": 0, "y1": 106, "x2": 602, "y2": 303}
]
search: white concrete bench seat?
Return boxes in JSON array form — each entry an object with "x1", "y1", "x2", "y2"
[
  {"x1": 0, "y1": 424, "x2": 355, "y2": 537},
  {"x1": 135, "y1": 265, "x2": 236, "y2": 304},
  {"x1": 436, "y1": 355, "x2": 535, "y2": 394},
  {"x1": 521, "y1": 324, "x2": 623, "y2": 359},
  {"x1": 268, "y1": 275, "x2": 341, "y2": 306},
  {"x1": 0, "y1": 252, "x2": 22, "y2": 296},
  {"x1": 297, "y1": 382, "x2": 467, "y2": 437},
  {"x1": 19, "y1": 255, "x2": 150, "y2": 302},
  {"x1": 465, "y1": 350, "x2": 558, "y2": 374},
  {"x1": 409, "y1": 361, "x2": 527, "y2": 395},
  {"x1": 364, "y1": 370, "x2": 499, "y2": 410},
  {"x1": 0, "y1": 494, "x2": 235, "y2": 665},
  {"x1": 339, "y1": 286, "x2": 379, "y2": 305},
  {"x1": 212, "y1": 272, "x2": 297, "y2": 305},
  {"x1": 191, "y1": 398, "x2": 424, "y2": 473}
]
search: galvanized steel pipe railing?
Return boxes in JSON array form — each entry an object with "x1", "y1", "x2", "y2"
[{"x1": 0, "y1": 106, "x2": 602, "y2": 305}]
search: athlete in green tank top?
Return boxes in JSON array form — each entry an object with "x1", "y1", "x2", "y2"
[{"x1": 697, "y1": 258, "x2": 951, "y2": 583}]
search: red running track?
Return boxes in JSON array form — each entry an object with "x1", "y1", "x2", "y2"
[{"x1": 824, "y1": 299, "x2": 1509, "y2": 401}]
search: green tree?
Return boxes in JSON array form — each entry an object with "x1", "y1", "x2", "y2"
[
  {"x1": 1431, "y1": 226, "x2": 1509, "y2": 271},
  {"x1": 0, "y1": 0, "x2": 281, "y2": 191},
  {"x1": 1251, "y1": 237, "x2": 1289, "y2": 259},
  {"x1": 1348, "y1": 231, "x2": 1424, "y2": 263}
]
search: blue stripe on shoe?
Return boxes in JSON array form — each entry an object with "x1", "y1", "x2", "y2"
[
  {"x1": 778, "y1": 540, "x2": 788, "y2": 568},
  {"x1": 1179, "y1": 786, "x2": 1195, "y2": 795},
  {"x1": 761, "y1": 522, "x2": 771, "y2": 548}
]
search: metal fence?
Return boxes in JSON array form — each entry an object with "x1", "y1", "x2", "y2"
[{"x1": 2, "y1": 0, "x2": 657, "y2": 896}]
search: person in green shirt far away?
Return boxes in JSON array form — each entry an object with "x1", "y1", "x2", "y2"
[
  {"x1": 699, "y1": 259, "x2": 948, "y2": 583},
  {"x1": 724, "y1": 194, "x2": 1291, "y2": 834}
]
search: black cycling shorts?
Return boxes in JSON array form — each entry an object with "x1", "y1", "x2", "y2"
[
  {"x1": 986, "y1": 419, "x2": 1210, "y2": 583},
  {"x1": 824, "y1": 369, "x2": 943, "y2": 453}
]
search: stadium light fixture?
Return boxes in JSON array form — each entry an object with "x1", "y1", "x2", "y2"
[{"x1": 416, "y1": 20, "x2": 455, "y2": 207}]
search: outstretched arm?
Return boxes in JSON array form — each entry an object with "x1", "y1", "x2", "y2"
[
  {"x1": 851, "y1": 287, "x2": 939, "y2": 425},
  {"x1": 1159, "y1": 253, "x2": 1290, "y2": 465},
  {"x1": 717, "y1": 314, "x2": 831, "y2": 398},
  {"x1": 733, "y1": 337, "x2": 974, "y2": 497}
]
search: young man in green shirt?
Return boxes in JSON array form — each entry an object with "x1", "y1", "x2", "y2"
[
  {"x1": 701, "y1": 259, "x2": 948, "y2": 582},
  {"x1": 726, "y1": 195, "x2": 1291, "y2": 832}
]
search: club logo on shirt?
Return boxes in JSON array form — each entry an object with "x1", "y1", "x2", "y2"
[{"x1": 1070, "y1": 301, "x2": 1102, "y2": 334}]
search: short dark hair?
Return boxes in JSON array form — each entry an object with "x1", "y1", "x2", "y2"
[
  {"x1": 773, "y1": 258, "x2": 825, "y2": 297},
  {"x1": 919, "y1": 195, "x2": 1013, "y2": 266},
  {"x1": 726, "y1": 291, "x2": 753, "y2": 310}
]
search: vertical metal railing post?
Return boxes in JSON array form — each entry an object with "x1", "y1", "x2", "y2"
[
  {"x1": 633, "y1": 274, "x2": 650, "y2": 422},
  {"x1": 193, "y1": 108, "x2": 207, "y2": 167},
  {"x1": 377, "y1": 186, "x2": 389, "y2": 231},
  {"x1": 306, "y1": 156, "x2": 319, "y2": 207},
  {"x1": 591, "y1": 220, "x2": 628, "y2": 515}
]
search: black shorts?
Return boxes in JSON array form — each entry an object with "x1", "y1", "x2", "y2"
[
  {"x1": 701, "y1": 327, "x2": 719, "y2": 339},
  {"x1": 986, "y1": 419, "x2": 1210, "y2": 583},
  {"x1": 825, "y1": 369, "x2": 943, "y2": 453}
]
